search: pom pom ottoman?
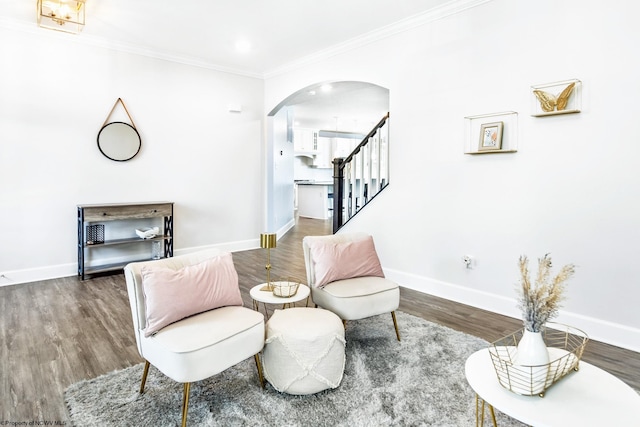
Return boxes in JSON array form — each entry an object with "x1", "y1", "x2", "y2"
[{"x1": 262, "y1": 307, "x2": 346, "y2": 395}]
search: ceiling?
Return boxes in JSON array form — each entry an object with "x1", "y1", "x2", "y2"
[
  {"x1": 285, "y1": 82, "x2": 389, "y2": 134},
  {"x1": 3, "y1": 0, "x2": 459, "y2": 77},
  {"x1": 3, "y1": 0, "x2": 471, "y2": 132}
]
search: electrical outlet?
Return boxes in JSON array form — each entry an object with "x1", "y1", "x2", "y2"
[{"x1": 462, "y1": 255, "x2": 475, "y2": 269}]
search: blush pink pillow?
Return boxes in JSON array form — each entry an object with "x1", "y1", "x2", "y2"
[
  {"x1": 309, "y1": 235, "x2": 385, "y2": 288},
  {"x1": 141, "y1": 252, "x2": 242, "y2": 337}
]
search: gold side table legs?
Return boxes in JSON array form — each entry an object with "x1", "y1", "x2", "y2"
[
  {"x1": 475, "y1": 394, "x2": 498, "y2": 427},
  {"x1": 251, "y1": 295, "x2": 310, "y2": 318},
  {"x1": 253, "y1": 300, "x2": 272, "y2": 318}
]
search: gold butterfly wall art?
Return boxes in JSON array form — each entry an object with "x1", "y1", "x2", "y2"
[{"x1": 533, "y1": 82, "x2": 576, "y2": 113}]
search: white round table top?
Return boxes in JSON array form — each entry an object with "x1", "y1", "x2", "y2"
[
  {"x1": 250, "y1": 282, "x2": 310, "y2": 305},
  {"x1": 465, "y1": 348, "x2": 640, "y2": 427}
]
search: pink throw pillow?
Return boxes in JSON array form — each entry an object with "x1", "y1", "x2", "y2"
[
  {"x1": 141, "y1": 252, "x2": 242, "y2": 337},
  {"x1": 309, "y1": 235, "x2": 385, "y2": 288}
]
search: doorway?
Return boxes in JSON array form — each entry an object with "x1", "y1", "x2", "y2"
[{"x1": 266, "y1": 81, "x2": 390, "y2": 236}]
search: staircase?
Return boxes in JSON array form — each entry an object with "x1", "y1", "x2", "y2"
[{"x1": 332, "y1": 113, "x2": 390, "y2": 232}]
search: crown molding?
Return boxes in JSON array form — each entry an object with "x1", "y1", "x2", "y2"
[
  {"x1": 80, "y1": 36, "x2": 265, "y2": 79},
  {"x1": 262, "y1": 0, "x2": 493, "y2": 78},
  {"x1": 0, "y1": 17, "x2": 263, "y2": 79},
  {"x1": 2, "y1": 0, "x2": 492, "y2": 80}
]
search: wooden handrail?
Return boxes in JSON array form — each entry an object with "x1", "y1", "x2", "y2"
[
  {"x1": 341, "y1": 112, "x2": 389, "y2": 164},
  {"x1": 332, "y1": 112, "x2": 390, "y2": 232}
]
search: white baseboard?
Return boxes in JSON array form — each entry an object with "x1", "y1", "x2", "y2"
[
  {"x1": 385, "y1": 268, "x2": 640, "y2": 353},
  {"x1": 0, "y1": 264, "x2": 77, "y2": 287},
  {"x1": 178, "y1": 239, "x2": 257, "y2": 256},
  {"x1": 0, "y1": 238, "x2": 260, "y2": 287},
  {"x1": 276, "y1": 218, "x2": 296, "y2": 241}
]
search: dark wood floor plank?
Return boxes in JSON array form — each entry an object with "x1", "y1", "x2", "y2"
[{"x1": 0, "y1": 216, "x2": 637, "y2": 423}]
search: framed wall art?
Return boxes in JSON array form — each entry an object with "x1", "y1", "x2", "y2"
[
  {"x1": 478, "y1": 121, "x2": 503, "y2": 151},
  {"x1": 531, "y1": 78, "x2": 581, "y2": 117},
  {"x1": 464, "y1": 111, "x2": 518, "y2": 154}
]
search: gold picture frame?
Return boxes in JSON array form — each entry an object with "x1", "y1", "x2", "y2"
[{"x1": 478, "y1": 121, "x2": 504, "y2": 151}]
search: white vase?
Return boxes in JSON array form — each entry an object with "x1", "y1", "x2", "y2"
[{"x1": 514, "y1": 329, "x2": 550, "y2": 395}]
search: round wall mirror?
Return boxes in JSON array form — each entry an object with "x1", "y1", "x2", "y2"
[{"x1": 97, "y1": 122, "x2": 141, "y2": 161}]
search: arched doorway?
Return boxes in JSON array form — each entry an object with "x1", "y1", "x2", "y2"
[{"x1": 265, "y1": 81, "x2": 389, "y2": 235}]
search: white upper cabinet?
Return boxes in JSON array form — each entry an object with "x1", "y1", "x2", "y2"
[
  {"x1": 294, "y1": 129, "x2": 364, "y2": 168},
  {"x1": 293, "y1": 128, "x2": 317, "y2": 153},
  {"x1": 309, "y1": 136, "x2": 329, "y2": 168}
]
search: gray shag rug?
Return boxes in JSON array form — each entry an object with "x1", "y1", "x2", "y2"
[{"x1": 65, "y1": 311, "x2": 526, "y2": 426}]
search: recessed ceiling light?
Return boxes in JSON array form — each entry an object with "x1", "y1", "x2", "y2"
[
  {"x1": 308, "y1": 90, "x2": 316, "y2": 95},
  {"x1": 321, "y1": 84, "x2": 332, "y2": 92},
  {"x1": 235, "y1": 40, "x2": 251, "y2": 53}
]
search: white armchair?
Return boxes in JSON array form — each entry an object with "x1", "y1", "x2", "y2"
[
  {"x1": 302, "y1": 232, "x2": 400, "y2": 341},
  {"x1": 124, "y1": 248, "x2": 265, "y2": 427}
]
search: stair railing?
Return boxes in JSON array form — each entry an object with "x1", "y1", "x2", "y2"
[{"x1": 332, "y1": 113, "x2": 389, "y2": 232}]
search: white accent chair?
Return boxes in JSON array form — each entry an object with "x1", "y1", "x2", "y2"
[
  {"x1": 302, "y1": 232, "x2": 401, "y2": 341},
  {"x1": 124, "y1": 249, "x2": 265, "y2": 427}
]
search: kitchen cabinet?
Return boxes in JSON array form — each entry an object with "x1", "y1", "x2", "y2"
[
  {"x1": 297, "y1": 182, "x2": 333, "y2": 219},
  {"x1": 313, "y1": 136, "x2": 359, "y2": 168},
  {"x1": 293, "y1": 128, "x2": 317, "y2": 152},
  {"x1": 295, "y1": 129, "x2": 363, "y2": 168},
  {"x1": 312, "y1": 136, "x2": 333, "y2": 168}
]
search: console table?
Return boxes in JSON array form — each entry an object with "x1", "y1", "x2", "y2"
[
  {"x1": 465, "y1": 348, "x2": 640, "y2": 426},
  {"x1": 77, "y1": 202, "x2": 173, "y2": 280}
]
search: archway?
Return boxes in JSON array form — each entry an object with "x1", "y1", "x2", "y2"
[{"x1": 265, "y1": 81, "x2": 389, "y2": 236}]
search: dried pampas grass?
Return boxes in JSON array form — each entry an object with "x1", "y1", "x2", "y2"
[{"x1": 517, "y1": 254, "x2": 576, "y2": 332}]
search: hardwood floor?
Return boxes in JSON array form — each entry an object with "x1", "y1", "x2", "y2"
[{"x1": 1, "y1": 216, "x2": 638, "y2": 423}]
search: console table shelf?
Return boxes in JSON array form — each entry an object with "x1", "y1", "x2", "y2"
[
  {"x1": 77, "y1": 202, "x2": 174, "y2": 280},
  {"x1": 82, "y1": 258, "x2": 160, "y2": 276},
  {"x1": 83, "y1": 235, "x2": 172, "y2": 248}
]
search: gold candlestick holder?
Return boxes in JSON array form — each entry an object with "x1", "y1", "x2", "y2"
[{"x1": 259, "y1": 232, "x2": 277, "y2": 291}]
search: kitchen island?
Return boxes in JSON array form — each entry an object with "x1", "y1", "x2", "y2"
[{"x1": 296, "y1": 181, "x2": 333, "y2": 220}]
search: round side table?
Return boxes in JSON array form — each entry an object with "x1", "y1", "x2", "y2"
[{"x1": 250, "y1": 282, "x2": 310, "y2": 318}]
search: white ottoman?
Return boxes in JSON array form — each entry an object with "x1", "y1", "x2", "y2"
[{"x1": 262, "y1": 307, "x2": 346, "y2": 395}]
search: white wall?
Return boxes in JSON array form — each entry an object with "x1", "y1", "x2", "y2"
[
  {"x1": 265, "y1": 0, "x2": 640, "y2": 351},
  {"x1": 0, "y1": 25, "x2": 265, "y2": 285},
  {"x1": 266, "y1": 107, "x2": 296, "y2": 236}
]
